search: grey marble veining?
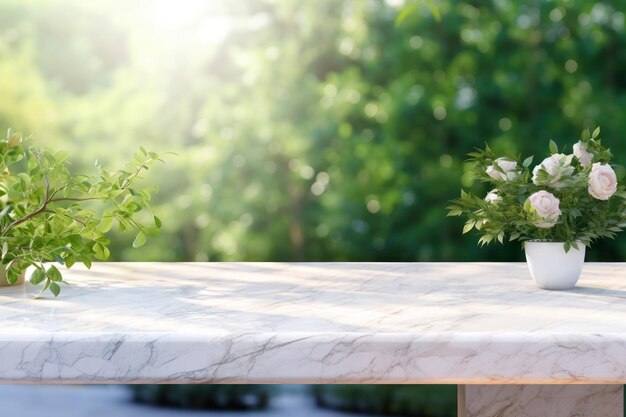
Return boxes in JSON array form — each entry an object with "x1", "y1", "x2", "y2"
[{"x1": 0, "y1": 262, "x2": 625, "y2": 383}]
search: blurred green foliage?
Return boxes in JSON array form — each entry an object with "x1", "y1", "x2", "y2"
[
  {"x1": 1, "y1": 0, "x2": 626, "y2": 262},
  {"x1": 313, "y1": 385, "x2": 457, "y2": 417},
  {"x1": 130, "y1": 385, "x2": 272, "y2": 410}
]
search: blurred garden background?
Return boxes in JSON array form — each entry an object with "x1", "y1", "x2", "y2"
[
  {"x1": 1, "y1": 0, "x2": 626, "y2": 415},
  {"x1": 3, "y1": 0, "x2": 626, "y2": 264}
]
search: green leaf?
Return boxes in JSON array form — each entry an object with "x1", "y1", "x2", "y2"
[
  {"x1": 97, "y1": 216, "x2": 113, "y2": 233},
  {"x1": 133, "y1": 231, "x2": 147, "y2": 248},
  {"x1": 53, "y1": 253, "x2": 65, "y2": 265},
  {"x1": 65, "y1": 255, "x2": 76, "y2": 269},
  {"x1": 154, "y1": 215, "x2": 162, "y2": 228},
  {"x1": 549, "y1": 140, "x2": 558, "y2": 154},
  {"x1": 95, "y1": 236, "x2": 111, "y2": 245},
  {"x1": 522, "y1": 155, "x2": 534, "y2": 167},
  {"x1": 30, "y1": 268, "x2": 46, "y2": 285},
  {"x1": 92, "y1": 243, "x2": 106, "y2": 260},
  {"x1": 47, "y1": 265, "x2": 63, "y2": 282},
  {"x1": 582, "y1": 128, "x2": 591, "y2": 141},
  {"x1": 82, "y1": 257, "x2": 92, "y2": 269},
  {"x1": 54, "y1": 150, "x2": 70, "y2": 162},
  {"x1": 462, "y1": 221, "x2": 475, "y2": 234},
  {"x1": 49, "y1": 282, "x2": 61, "y2": 297},
  {"x1": 67, "y1": 234, "x2": 83, "y2": 248},
  {"x1": 7, "y1": 132, "x2": 22, "y2": 147},
  {"x1": 592, "y1": 126, "x2": 600, "y2": 138},
  {"x1": 6, "y1": 267, "x2": 20, "y2": 285}
]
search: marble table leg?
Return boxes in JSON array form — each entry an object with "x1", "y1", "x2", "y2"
[{"x1": 458, "y1": 384, "x2": 624, "y2": 417}]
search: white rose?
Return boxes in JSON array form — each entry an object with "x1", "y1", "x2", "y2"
[
  {"x1": 528, "y1": 190, "x2": 561, "y2": 228},
  {"x1": 588, "y1": 163, "x2": 617, "y2": 200},
  {"x1": 573, "y1": 142, "x2": 593, "y2": 167},
  {"x1": 484, "y1": 189, "x2": 501, "y2": 203},
  {"x1": 531, "y1": 153, "x2": 575, "y2": 188},
  {"x1": 486, "y1": 158, "x2": 518, "y2": 181}
]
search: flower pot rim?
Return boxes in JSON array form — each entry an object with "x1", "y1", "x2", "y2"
[{"x1": 524, "y1": 240, "x2": 583, "y2": 244}]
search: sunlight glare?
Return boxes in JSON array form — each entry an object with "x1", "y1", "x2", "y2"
[{"x1": 147, "y1": 0, "x2": 232, "y2": 44}]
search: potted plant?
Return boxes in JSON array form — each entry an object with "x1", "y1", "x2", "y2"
[
  {"x1": 0, "y1": 129, "x2": 162, "y2": 296},
  {"x1": 447, "y1": 127, "x2": 624, "y2": 290}
]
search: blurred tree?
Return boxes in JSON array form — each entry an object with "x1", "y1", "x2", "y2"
[
  {"x1": 1, "y1": 0, "x2": 626, "y2": 262},
  {"x1": 131, "y1": 384, "x2": 272, "y2": 410},
  {"x1": 313, "y1": 385, "x2": 456, "y2": 417}
]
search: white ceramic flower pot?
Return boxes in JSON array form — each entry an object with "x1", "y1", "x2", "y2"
[{"x1": 524, "y1": 241, "x2": 585, "y2": 290}]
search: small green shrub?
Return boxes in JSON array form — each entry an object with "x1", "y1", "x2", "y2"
[
  {"x1": 0, "y1": 130, "x2": 162, "y2": 296},
  {"x1": 130, "y1": 385, "x2": 273, "y2": 410},
  {"x1": 312, "y1": 385, "x2": 456, "y2": 417}
]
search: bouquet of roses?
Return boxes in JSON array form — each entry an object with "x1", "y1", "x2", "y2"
[{"x1": 447, "y1": 127, "x2": 626, "y2": 252}]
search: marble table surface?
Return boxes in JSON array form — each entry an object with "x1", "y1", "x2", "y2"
[{"x1": 0, "y1": 262, "x2": 625, "y2": 384}]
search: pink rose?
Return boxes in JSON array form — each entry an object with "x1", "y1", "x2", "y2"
[
  {"x1": 486, "y1": 158, "x2": 518, "y2": 181},
  {"x1": 573, "y1": 142, "x2": 593, "y2": 167},
  {"x1": 484, "y1": 189, "x2": 501, "y2": 203},
  {"x1": 531, "y1": 154, "x2": 574, "y2": 188},
  {"x1": 528, "y1": 190, "x2": 561, "y2": 228},
  {"x1": 588, "y1": 163, "x2": 617, "y2": 200}
]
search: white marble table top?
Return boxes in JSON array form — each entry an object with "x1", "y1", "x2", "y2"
[{"x1": 0, "y1": 262, "x2": 625, "y2": 384}]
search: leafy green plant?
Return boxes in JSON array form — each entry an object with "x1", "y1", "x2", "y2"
[
  {"x1": 312, "y1": 385, "x2": 456, "y2": 417},
  {"x1": 0, "y1": 129, "x2": 162, "y2": 296},
  {"x1": 448, "y1": 127, "x2": 626, "y2": 251},
  {"x1": 130, "y1": 385, "x2": 273, "y2": 410}
]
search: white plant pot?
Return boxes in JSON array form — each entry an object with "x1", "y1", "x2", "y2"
[{"x1": 524, "y1": 241, "x2": 585, "y2": 290}]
